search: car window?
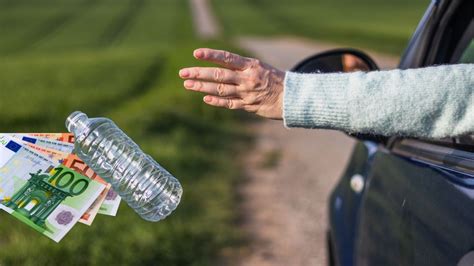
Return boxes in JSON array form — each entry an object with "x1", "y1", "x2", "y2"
[
  {"x1": 452, "y1": 19, "x2": 474, "y2": 63},
  {"x1": 459, "y1": 39, "x2": 474, "y2": 63},
  {"x1": 453, "y1": 21, "x2": 474, "y2": 146},
  {"x1": 390, "y1": 1, "x2": 472, "y2": 150},
  {"x1": 422, "y1": 0, "x2": 473, "y2": 148},
  {"x1": 426, "y1": 0, "x2": 473, "y2": 64}
]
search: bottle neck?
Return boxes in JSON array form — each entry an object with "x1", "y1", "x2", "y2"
[{"x1": 66, "y1": 111, "x2": 89, "y2": 137}]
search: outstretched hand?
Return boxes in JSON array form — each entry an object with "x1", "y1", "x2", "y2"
[{"x1": 179, "y1": 48, "x2": 285, "y2": 120}]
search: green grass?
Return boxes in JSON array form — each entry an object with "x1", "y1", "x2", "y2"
[
  {"x1": 0, "y1": 0, "x2": 435, "y2": 264},
  {"x1": 0, "y1": 0, "x2": 248, "y2": 265},
  {"x1": 212, "y1": 0, "x2": 430, "y2": 55}
]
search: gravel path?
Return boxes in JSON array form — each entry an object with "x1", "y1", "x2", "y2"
[
  {"x1": 188, "y1": 2, "x2": 399, "y2": 265},
  {"x1": 189, "y1": 0, "x2": 220, "y2": 39},
  {"x1": 239, "y1": 122, "x2": 356, "y2": 266},
  {"x1": 235, "y1": 38, "x2": 398, "y2": 265}
]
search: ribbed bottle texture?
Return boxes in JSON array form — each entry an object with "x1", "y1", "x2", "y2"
[{"x1": 65, "y1": 111, "x2": 182, "y2": 221}]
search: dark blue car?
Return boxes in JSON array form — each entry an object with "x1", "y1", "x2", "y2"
[{"x1": 293, "y1": 0, "x2": 473, "y2": 265}]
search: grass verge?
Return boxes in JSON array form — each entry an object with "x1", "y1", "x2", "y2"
[{"x1": 0, "y1": 0, "x2": 248, "y2": 265}]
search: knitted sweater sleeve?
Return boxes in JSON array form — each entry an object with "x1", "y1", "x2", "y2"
[{"x1": 283, "y1": 64, "x2": 474, "y2": 138}]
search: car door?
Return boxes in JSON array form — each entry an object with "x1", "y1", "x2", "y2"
[{"x1": 354, "y1": 0, "x2": 474, "y2": 265}]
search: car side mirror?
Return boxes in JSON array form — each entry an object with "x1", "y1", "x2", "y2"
[
  {"x1": 292, "y1": 49, "x2": 388, "y2": 144},
  {"x1": 292, "y1": 48, "x2": 379, "y2": 73}
]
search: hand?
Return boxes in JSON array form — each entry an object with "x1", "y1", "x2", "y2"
[{"x1": 179, "y1": 48, "x2": 285, "y2": 120}]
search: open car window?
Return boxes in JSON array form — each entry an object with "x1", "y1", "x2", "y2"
[
  {"x1": 452, "y1": 19, "x2": 474, "y2": 63},
  {"x1": 428, "y1": 0, "x2": 473, "y2": 65},
  {"x1": 415, "y1": 0, "x2": 473, "y2": 149},
  {"x1": 459, "y1": 39, "x2": 474, "y2": 63},
  {"x1": 453, "y1": 20, "x2": 474, "y2": 147}
]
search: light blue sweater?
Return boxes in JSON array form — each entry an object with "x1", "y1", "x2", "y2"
[{"x1": 283, "y1": 64, "x2": 473, "y2": 138}]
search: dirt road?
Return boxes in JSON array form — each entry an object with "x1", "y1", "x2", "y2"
[
  {"x1": 239, "y1": 121, "x2": 355, "y2": 266},
  {"x1": 189, "y1": 2, "x2": 398, "y2": 265},
  {"x1": 236, "y1": 38, "x2": 397, "y2": 266},
  {"x1": 189, "y1": 0, "x2": 220, "y2": 39}
]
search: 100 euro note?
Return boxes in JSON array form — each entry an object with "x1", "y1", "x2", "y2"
[
  {"x1": 0, "y1": 135, "x2": 105, "y2": 242},
  {"x1": 14, "y1": 140, "x2": 110, "y2": 226},
  {"x1": 29, "y1": 133, "x2": 121, "y2": 216},
  {"x1": 63, "y1": 154, "x2": 113, "y2": 225}
]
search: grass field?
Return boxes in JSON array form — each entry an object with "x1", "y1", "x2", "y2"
[
  {"x1": 212, "y1": 0, "x2": 430, "y2": 55},
  {"x1": 0, "y1": 0, "x2": 247, "y2": 265},
  {"x1": 0, "y1": 0, "x2": 438, "y2": 265}
]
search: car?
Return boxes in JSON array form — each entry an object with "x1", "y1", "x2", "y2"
[{"x1": 292, "y1": 0, "x2": 474, "y2": 265}]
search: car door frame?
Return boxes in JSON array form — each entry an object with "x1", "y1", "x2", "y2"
[{"x1": 389, "y1": 0, "x2": 473, "y2": 150}]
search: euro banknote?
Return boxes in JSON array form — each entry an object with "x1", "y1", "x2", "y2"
[
  {"x1": 20, "y1": 141, "x2": 68, "y2": 163},
  {"x1": 5, "y1": 134, "x2": 74, "y2": 153},
  {"x1": 28, "y1": 133, "x2": 75, "y2": 143},
  {"x1": 62, "y1": 154, "x2": 112, "y2": 225},
  {"x1": 31, "y1": 133, "x2": 121, "y2": 216},
  {"x1": 12, "y1": 140, "x2": 108, "y2": 225},
  {"x1": 0, "y1": 135, "x2": 105, "y2": 242}
]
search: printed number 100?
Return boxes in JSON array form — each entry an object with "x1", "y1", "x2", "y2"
[{"x1": 49, "y1": 167, "x2": 89, "y2": 196}]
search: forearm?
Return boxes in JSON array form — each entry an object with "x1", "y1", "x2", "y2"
[{"x1": 283, "y1": 64, "x2": 474, "y2": 138}]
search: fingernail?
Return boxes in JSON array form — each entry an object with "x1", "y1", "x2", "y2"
[
  {"x1": 203, "y1": 96, "x2": 211, "y2": 102},
  {"x1": 194, "y1": 49, "x2": 204, "y2": 59},
  {"x1": 184, "y1": 80, "x2": 194, "y2": 88},
  {"x1": 179, "y1": 69, "x2": 190, "y2": 78}
]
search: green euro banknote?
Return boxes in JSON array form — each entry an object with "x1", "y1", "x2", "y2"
[
  {"x1": 64, "y1": 153, "x2": 120, "y2": 217},
  {"x1": 8, "y1": 139, "x2": 107, "y2": 225},
  {"x1": 98, "y1": 188, "x2": 120, "y2": 216},
  {"x1": 25, "y1": 133, "x2": 121, "y2": 217},
  {"x1": 0, "y1": 135, "x2": 105, "y2": 242},
  {"x1": 5, "y1": 134, "x2": 74, "y2": 153}
]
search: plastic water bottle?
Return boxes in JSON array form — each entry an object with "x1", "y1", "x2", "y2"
[{"x1": 65, "y1": 111, "x2": 182, "y2": 222}]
